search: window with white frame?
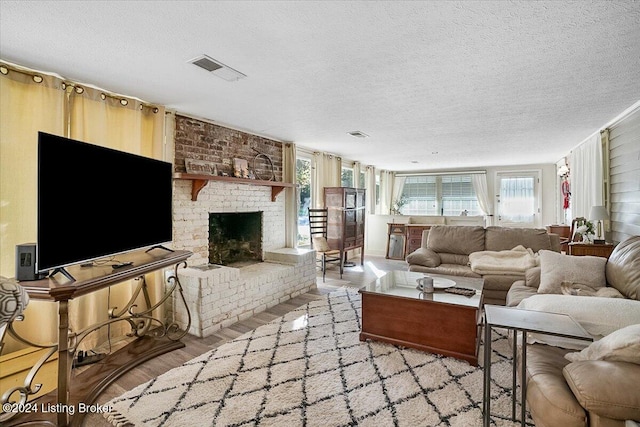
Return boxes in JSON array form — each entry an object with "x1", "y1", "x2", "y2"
[{"x1": 400, "y1": 174, "x2": 481, "y2": 216}]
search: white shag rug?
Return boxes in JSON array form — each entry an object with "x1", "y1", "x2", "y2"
[{"x1": 105, "y1": 288, "x2": 531, "y2": 426}]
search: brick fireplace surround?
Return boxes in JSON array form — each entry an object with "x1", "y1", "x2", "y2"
[{"x1": 169, "y1": 116, "x2": 317, "y2": 337}]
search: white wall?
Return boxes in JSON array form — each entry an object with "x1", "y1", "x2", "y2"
[{"x1": 365, "y1": 163, "x2": 560, "y2": 257}]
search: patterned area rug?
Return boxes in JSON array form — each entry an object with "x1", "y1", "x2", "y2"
[{"x1": 105, "y1": 288, "x2": 532, "y2": 426}]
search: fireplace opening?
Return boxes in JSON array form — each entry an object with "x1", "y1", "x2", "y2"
[{"x1": 209, "y1": 211, "x2": 263, "y2": 267}]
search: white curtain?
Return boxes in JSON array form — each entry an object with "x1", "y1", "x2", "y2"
[
  {"x1": 499, "y1": 176, "x2": 535, "y2": 223},
  {"x1": 569, "y1": 134, "x2": 603, "y2": 218},
  {"x1": 379, "y1": 170, "x2": 395, "y2": 215},
  {"x1": 365, "y1": 165, "x2": 376, "y2": 214},
  {"x1": 392, "y1": 176, "x2": 407, "y2": 212},
  {"x1": 472, "y1": 173, "x2": 493, "y2": 226},
  {"x1": 312, "y1": 152, "x2": 341, "y2": 208}
]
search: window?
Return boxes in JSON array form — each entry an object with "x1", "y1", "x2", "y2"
[
  {"x1": 359, "y1": 171, "x2": 365, "y2": 189},
  {"x1": 402, "y1": 176, "x2": 437, "y2": 215},
  {"x1": 400, "y1": 174, "x2": 481, "y2": 216},
  {"x1": 296, "y1": 157, "x2": 312, "y2": 247},
  {"x1": 441, "y1": 175, "x2": 480, "y2": 216},
  {"x1": 341, "y1": 166, "x2": 354, "y2": 187}
]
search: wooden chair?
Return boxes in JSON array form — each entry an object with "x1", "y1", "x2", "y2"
[{"x1": 308, "y1": 208, "x2": 342, "y2": 282}]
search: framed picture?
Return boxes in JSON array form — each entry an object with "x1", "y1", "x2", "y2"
[{"x1": 233, "y1": 158, "x2": 249, "y2": 178}]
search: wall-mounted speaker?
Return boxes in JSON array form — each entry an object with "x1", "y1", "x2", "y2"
[{"x1": 15, "y1": 243, "x2": 44, "y2": 281}]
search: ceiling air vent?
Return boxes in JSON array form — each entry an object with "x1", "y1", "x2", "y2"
[
  {"x1": 347, "y1": 131, "x2": 369, "y2": 138},
  {"x1": 189, "y1": 55, "x2": 246, "y2": 82}
]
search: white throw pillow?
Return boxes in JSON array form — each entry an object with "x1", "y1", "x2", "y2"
[
  {"x1": 538, "y1": 250, "x2": 607, "y2": 294},
  {"x1": 312, "y1": 236, "x2": 330, "y2": 252},
  {"x1": 565, "y1": 324, "x2": 640, "y2": 364}
]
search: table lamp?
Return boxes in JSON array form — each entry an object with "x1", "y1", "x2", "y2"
[{"x1": 590, "y1": 205, "x2": 609, "y2": 244}]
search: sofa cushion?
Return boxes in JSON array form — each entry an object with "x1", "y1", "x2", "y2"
[
  {"x1": 426, "y1": 225, "x2": 485, "y2": 255},
  {"x1": 405, "y1": 248, "x2": 441, "y2": 267},
  {"x1": 564, "y1": 324, "x2": 640, "y2": 364},
  {"x1": 524, "y1": 344, "x2": 587, "y2": 427},
  {"x1": 438, "y1": 253, "x2": 469, "y2": 266},
  {"x1": 485, "y1": 226, "x2": 552, "y2": 252},
  {"x1": 563, "y1": 360, "x2": 640, "y2": 421},
  {"x1": 538, "y1": 250, "x2": 607, "y2": 294},
  {"x1": 506, "y1": 281, "x2": 537, "y2": 307},
  {"x1": 526, "y1": 266, "x2": 541, "y2": 288},
  {"x1": 606, "y1": 235, "x2": 640, "y2": 300}
]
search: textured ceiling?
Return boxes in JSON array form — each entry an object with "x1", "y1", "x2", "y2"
[{"x1": 1, "y1": 1, "x2": 639, "y2": 171}]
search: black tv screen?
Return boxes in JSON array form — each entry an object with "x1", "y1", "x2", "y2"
[{"x1": 37, "y1": 132, "x2": 173, "y2": 273}]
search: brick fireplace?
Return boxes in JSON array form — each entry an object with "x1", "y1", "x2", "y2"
[{"x1": 169, "y1": 114, "x2": 316, "y2": 337}]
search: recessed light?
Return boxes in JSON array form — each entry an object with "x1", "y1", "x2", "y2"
[{"x1": 347, "y1": 131, "x2": 369, "y2": 138}]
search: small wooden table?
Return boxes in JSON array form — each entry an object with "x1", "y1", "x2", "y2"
[
  {"x1": 568, "y1": 242, "x2": 615, "y2": 258},
  {"x1": 359, "y1": 271, "x2": 484, "y2": 365}
]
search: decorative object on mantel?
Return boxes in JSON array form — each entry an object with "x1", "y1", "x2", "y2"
[
  {"x1": 252, "y1": 147, "x2": 276, "y2": 181},
  {"x1": 185, "y1": 158, "x2": 215, "y2": 175},
  {"x1": 232, "y1": 158, "x2": 249, "y2": 179}
]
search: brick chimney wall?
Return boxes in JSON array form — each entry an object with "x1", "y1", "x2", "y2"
[{"x1": 172, "y1": 115, "x2": 286, "y2": 265}]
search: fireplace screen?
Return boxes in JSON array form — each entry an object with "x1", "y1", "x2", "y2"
[{"x1": 209, "y1": 211, "x2": 263, "y2": 266}]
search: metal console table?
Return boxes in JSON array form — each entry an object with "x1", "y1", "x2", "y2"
[{"x1": 2, "y1": 248, "x2": 192, "y2": 427}]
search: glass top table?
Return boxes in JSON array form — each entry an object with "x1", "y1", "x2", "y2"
[
  {"x1": 360, "y1": 270, "x2": 484, "y2": 309},
  {"x1": 359, "y1": 271, "x2": 485, "y2": 365}
]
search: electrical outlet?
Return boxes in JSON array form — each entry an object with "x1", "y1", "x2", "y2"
[{"x1": 164, "y1": 268, "x2": 174, "y2": 283}]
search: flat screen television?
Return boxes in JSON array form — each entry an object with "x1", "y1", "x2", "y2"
[{"x1": 37, "y1": 132, "x2": 173, "y2": 275}]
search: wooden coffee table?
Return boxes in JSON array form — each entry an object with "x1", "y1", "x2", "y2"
[{"x1": 359, "y1": 271, "x2": 484, "y2": 365}]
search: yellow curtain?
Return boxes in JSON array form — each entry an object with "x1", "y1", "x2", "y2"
[
  {"x1": 312, "y1": 152, "x2": 342, "y2": 208},
  {"x1": 67, "y1": 86, "x2": 166, "y2": 350},
  {"x1": 1, "y1": 62, "x2": 166, "y2": 354},
  {"x1": 283, "y1": 143, "x2": 297, "y2": 248},
  {"x1": 0, "y1": 65, "x2": 66, "y2": 352}
]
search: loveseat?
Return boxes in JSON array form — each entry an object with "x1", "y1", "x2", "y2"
[
  {"x1": 506, "y1": 236, "x2": 640, "y2": 427},
  {"x1": 405, "y1": 225, "x2": 561, "y2": 305}
]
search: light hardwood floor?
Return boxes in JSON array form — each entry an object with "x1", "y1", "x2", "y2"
[{"x1": 83, "y1": 255, "x2": 408, "y2": 426}]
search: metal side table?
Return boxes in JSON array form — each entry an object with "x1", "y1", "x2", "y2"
[{"x1": 482, "y1": 305, "x2": 593, "y2": 427}]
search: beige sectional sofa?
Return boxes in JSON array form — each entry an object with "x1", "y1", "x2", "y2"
[
  {"x1": 505, "y1": 236, "x2": 640, "y2": 427},
  {"x1": 405, "y1": 225, "x2": 561, "y2": 305}
]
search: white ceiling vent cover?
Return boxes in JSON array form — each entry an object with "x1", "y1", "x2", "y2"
[{"x1": 189, "y1": 55, "x2": 246, "y2": 82}]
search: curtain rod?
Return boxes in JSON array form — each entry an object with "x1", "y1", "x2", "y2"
[{"x1": 396, "y1": 170, "x2": 486, "y2": 177}]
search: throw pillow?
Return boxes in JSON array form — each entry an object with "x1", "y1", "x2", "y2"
[
  {"x1": 565, "y1": 324, "x2": 640, "y2": 364},
  {"x1": 311, "y1": 236, "x2": 330, "y2": 252},
  {"x1": 405, "y1": 248, "x2": 441, "y2": 267},
  {"x1": 0, "y1": 276, "x2": 29, "y2": 324},
  {"x1": 538, "y1": 250, "x2": 607, "y2": 294}
]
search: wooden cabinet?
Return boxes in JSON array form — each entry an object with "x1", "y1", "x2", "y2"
[
  {"x1": 324, "y1": 187, "x2": 366, "y2": 265},
  {"x1": 406, "y1": 224, "x2": 432, "y2": 254},
  {"x1": 568, "y1": 242, "x2": 615, "y2": 258}
]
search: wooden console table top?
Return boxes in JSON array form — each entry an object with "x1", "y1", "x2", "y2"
[{"x1": 20, "y1": 249, "x2": 192, "y2": 301}]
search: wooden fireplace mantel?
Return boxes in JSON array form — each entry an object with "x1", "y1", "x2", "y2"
[{"x1": 173, "y1": 173, "x2": 296, "y2": 202}]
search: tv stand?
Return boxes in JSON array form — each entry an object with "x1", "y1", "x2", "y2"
[
  {"x1": 9, "y1": 249, "x2": 192, "y2": 427},
  {"x1": 48, "y1": 266, "x2": 75, "y2": 282},
  {"x1": 146, "y1": 244, "x2": 175, "y2": 253}
]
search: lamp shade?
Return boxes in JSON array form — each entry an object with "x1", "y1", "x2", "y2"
[{"x1": 590, "y1": 205, "x2": 609, "y2": 221}]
